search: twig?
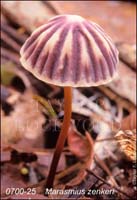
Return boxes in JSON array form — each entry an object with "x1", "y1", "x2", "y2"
[
  {"x1": 96, "y1": 137, "x2": 116, "y2": 142},
  {"x1": 1, "y1": 47, "x2": 20, "y2": 65},
  {"x1": 103, "y1": 146, "x2": 118, "y2": 161},
  {"x1": 43, "y1": 1, "x2": 61, "y2": 15},
  {"x1": 1, "y1": 23, "x2": 27, "y2": 44},
  {"x1": 1, "y1": 30, "x2": 21, "y2": 52},
  {"x1": 116, "y1": 43, "x2": 136, "y2": 70},
  {"x1": 73, "y1": 89, "x2": 113, "y2": 122},
  {"x1": 99, "y1": 85, "x2": 135, "y2": 112},
  {"x1": 94, "y1": 154, "x2": 118, "y2": 187},
  {"x1": 86, "y1": 169, "x2": 132, "y2": 199},
  {"x1": 56, "y1": 162, "x2": 84, "y2": 181}
]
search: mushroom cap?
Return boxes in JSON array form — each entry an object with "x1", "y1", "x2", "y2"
[{"x1": 20, "y1": 14, "x2": 119, "y2": 87}]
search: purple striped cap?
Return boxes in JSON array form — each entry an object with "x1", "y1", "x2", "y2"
[{"x1": 20, "y1": 15, "x2": 119, "y2": 87}]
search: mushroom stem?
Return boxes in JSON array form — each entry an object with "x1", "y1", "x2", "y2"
[{"x1": 45, "y1": 86, "x2": 72, "y2": 188}]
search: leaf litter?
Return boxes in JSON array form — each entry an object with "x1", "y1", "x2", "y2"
[{"x1": 1, "y1": 2, "x2": 136, "y2": 199}]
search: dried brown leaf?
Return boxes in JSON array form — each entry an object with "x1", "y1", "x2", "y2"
[
  {"x1": 67, "y1": 124, "x2": 94, "y2": 165},
  {"x1": 1, "y1": 1, "x2": 55, "y2": 32},
  {"x1": 115, "y1": 129, "x2": 136, "y2": 161},
  {"x1": 37, "y1": 151, "x2": 66, "y2": 173},
  {"x1": 1, "y1": 90, "x2": 45, "y2": 144},
  {"x1": 121, "y1": 110, "x2": 136, "y2": 130},
  {"x1": 116, "y1": 43, "x2": 136, "y2": 69},
  {"x1": 66, "y1": 169, "x2": 86, "y2": 187},
  {"x1": 66, "y1": 124, "x2": 94, "y2": 186},
  {"x1": 108, "y1": 61, "x2": 136, "y2": 104}
]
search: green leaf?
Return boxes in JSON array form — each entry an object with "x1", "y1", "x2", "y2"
[{"x1": 33, "y1": 95, "x2": 57, "y2": 118}]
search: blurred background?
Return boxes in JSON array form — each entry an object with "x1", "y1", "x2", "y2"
[{"x1": 1, "y1": 1, "x2": 136, "y2": 199}]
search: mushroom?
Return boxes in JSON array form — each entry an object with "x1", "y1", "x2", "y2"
[{"x1": 20, "y1": 14, "x2": 119, "y2": 188}]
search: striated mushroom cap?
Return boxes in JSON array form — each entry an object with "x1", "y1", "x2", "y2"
[{"x1": 20, "y1": 14, "x2": 119, "y2": 87}]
